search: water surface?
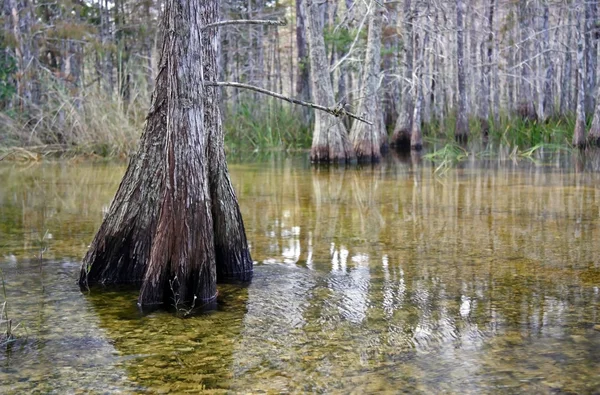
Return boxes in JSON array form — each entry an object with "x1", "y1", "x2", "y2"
[{"x1": 0, "y1": 152, "x2": 599, "y2": 393}]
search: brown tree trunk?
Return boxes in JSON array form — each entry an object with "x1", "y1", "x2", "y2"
[
  {"x1": 391, "y1": 0, "x2": 414, "y2": 149},
  {"x1": 588, "y1": 84, "x2": 600, "y2": 146},
  {"x1": 350, "y1": 3, "x2": 385, "y2": 161},
  {"x1": 517, "y1": 0, "x2": 537, "y2": 121},
  {"x1": 80, "y1": 0, "x2": 252, "y2": 307},
  {"x1": 304, "y1": 0, "x2": 354, "y2": 163},
  {"x1": 455, "y1": 0, "x2": 469, "y2": 142},
  {"x1": 411, "y1": 31, "x2": 428, "y2": 150}
]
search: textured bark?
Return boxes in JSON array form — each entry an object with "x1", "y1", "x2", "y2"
[
  {"x1": 296, "y1": 0, "x2": 310, "y2": 102},
  {"x1": 517, "y1": 0, "x2": 537, "y2": 122},
  {"x1": 573, "y1": 4, "x2": 586, "y2": 148},
  {"x1": 588, "y1": 84, "x2": 600, "y2": 146},
  {"x1": 391, "y1": 0, "x2": 414, "y2": 149},
  {"x1": 350, "y1": 4, "x2": 385, "y2": 161},
  {"x1": 584, "y1": 0, "x2": 597, "y2": 116},
  {"x1": 455, "y1": 0, "x2": 469, "y2": 142},
  {"x1": 479, "y1": 0, "x2": 494, "y2": 136},
  {"x1": 80, "y1": 0, "x2": 252, "y2": 307},
  {"x1": 304, "y1": 0, "x2": 354, "y2": 163},
  {"x1": 541, "y1": 3, "x2": 554, "y2": 121},
  {"x1": 382, "y1": 2, "x2": 400, "y2": 128},
  {"x1": 411, "y1": 31, "x2": 429, "y2": 151},
  {"x1": 6, "y1": 0, "x2": 38, "y2": 110},
  {"x1": 560, "y1": 9, "x2": 574, "y2": 116}
]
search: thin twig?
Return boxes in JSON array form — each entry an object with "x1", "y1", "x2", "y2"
[
  {"x1": 203, "y1": 19, "x2": 286, "y2": 30},
  {"x1": 205, "y1": 81, "x2": 373, "y2": 125}
]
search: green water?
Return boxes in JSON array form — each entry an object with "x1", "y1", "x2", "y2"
[{"x1": 0, "y1": 153, "x2": 599, "y2": 393}]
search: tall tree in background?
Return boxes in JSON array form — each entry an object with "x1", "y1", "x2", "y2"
[
  {"x1": 573, "y1": 1, "x2": 586, "y2": 147},
  {"x1": 80, "y1": 0, "x2": 252, "y2": 306},
  {"x1": 455, "y1": 0, "x2": 469, "y2": 141},
  {"x1": 391, "y1": 0, "x2": 414, "y2": 148},
  {"x1": 517, "y1": 0, "x2": 537, "y2": 121},
  {"x1": 304, "y1": 0, "x2": 354, "y2": 163},
  {"x1": 296, "y1": 0, "x2": 310, "y2": 109},
  {"x1": 350, "y1": 1, "x2": 385, "y2": 161}
]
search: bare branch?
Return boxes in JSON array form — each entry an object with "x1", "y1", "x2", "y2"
[
  {"x1": 205, "y1": 82, "x2": 373, "y2": 125},
  {"x1": 202, "y1": 19, "x2": 286, "y2": 30}
]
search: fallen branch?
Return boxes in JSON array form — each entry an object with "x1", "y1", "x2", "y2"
[
  {"x1": 203, "y1": 19, "x2": 286, "y2": 30},
  {"x1": 205, "y1": 81, "x2": 373, "y2": 125}
]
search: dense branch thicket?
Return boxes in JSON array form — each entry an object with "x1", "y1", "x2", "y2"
[{"x1": 1, "y1": 0, "x2": 599, "y2": 155}]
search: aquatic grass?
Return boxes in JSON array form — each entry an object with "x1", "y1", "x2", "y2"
[
  {"x1": 223, "y1": 101, "x2": 311, "y2": 152},
  {"x1": 423, "y1": 142, "x2": 470, "y2": 174},
  {"x1": 0, "y1": 269, "x2": 25, "y2": 347}
]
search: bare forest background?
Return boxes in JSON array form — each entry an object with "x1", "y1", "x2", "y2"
[{"x1": 1, "y1": 0, "x2": 600, "y2": 158}]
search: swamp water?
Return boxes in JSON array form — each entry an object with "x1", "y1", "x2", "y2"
[{"x1": 0, "y1": 152, "x2": 599, "y2": 393}]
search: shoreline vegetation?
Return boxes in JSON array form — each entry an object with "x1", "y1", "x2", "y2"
[
  {"x1": 0, "y1": 94, "x2": 586, "y2": 163},
  {"x1": 1, "y1": 1, "x2": 599, "y2": 163}
]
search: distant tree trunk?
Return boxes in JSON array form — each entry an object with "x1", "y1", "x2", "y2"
[
  {"x1": 588, "y1": 84, "x2": 600, "y2": 145},
  {"x1": 411, "y1": 31, "x2": 428, "y2": 150},
  {"x1": 6, "y1": 0, "x2": 38, "y2": 112},
  {"x1": 560, "y1": 9, "x2": 574, "y2": 116},
  {"x1": 304, "y1": 0, "x2": 354, "y2": 163},
  {"x1": 80, "y1": 0, "x2": 252, "y2": 307},
  {"x1": 479, "y1": 0, "x2": 494, "y2": 136},
  {"x1": 350, "y1": 3, "x2": 385, "y2": 161},
  {"x1": 391, "y1": 0, "x2": 414, "y2": 148},
  {"x1": 296, "y1": 0, "x2": 311, "y2": 123},
  {"x1": 584, "y1": 0, "x2": 597, "y2": 116},
  {"x1": 573, "y1": 4, "x2": 586, "y2": 148},
  {"x1": 541, "y1": 2, "x2": 554, "y2": 121},
  {"x1": 382, "y1": 2, "x2": 399, "y2": 128},
  {"x1": 517, "y1": 0, "x2": 537, "y2": 121},
  {"x1": 455, "y1": 0, "x2": 469, "y2": 142}
]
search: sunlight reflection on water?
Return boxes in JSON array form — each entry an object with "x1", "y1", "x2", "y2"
[{"x1": 1, "y1": 151, "x2": 600, "y2": 393}]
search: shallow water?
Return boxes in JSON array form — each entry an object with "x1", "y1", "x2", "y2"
[{"x1": 0, "y1": 152, "x2": 599, "y2": 393}]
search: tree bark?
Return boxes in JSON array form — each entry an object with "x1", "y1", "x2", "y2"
[
  {"x1": 479, "y1": 0, "x2": 494, "y2": 136},
  {"x1": 296, "y1": 0, "x2": 312, "y2": 124},
  {"x1": 541, "y1": 2, "x2": 554, "y2": 121},
  {"x1": 80, "y1": 0, "x2": 252, "y2": 308},
  {"x1": 391, "y1": 0, "x2": 414, "y2": 149},
  {"x1": 573, "y1": 3, "x2": 586, "y2": 148},
  {"x1": 304, "y1": 0, "x2": 354, "y2": 163},
  {"x1": 455, "y1": 0, "x2": 469, "y2": 142},
  {"x1": 350, "y1": 2, "x2": 385, "y2": 161},
  {"x1": 588, "y1": 83, "x2": 600, "y2": 146},
  {"x1": 411, "y1": 31, "x2": 429, "y2": 150},
  {"x1": 584, "y1": 0, "x2": 597, "y2": 116},
  {"x1": 517, "y1": 0, "x2": 537, "y2": 121}
]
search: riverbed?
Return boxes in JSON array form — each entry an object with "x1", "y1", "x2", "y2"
[{"x1": 0, "y1": 152, "x2": 599, "y2": 393}]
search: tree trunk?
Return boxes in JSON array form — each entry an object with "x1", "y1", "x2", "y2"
[
  {"x1": 573, "y1": 4, "x2": 586, "y2": 148},
  {"x1": 455, "y1": 0, "x2": 469, "y2": 142},
  {"x1": 304, "y1": 0, "x2": 354, "y2": 163},
  {"x1": 296, "y1": 0, "x2": 312, "y2": 123},
  {"x1": 479, "y1": 0, "x2": 494, "y2": 136},
  {"x1": 541, "y1": 2, "x2": 554, "y2": 121},
  {"x1": 411, "y1": 31, "x2": 429, "y2": 150},
  {"x1": 588, "y1": 84, "x2": 600, "y2": 146},
  {"x1": 382, "y1": 2, "x2": 399, "y2": 128},
  {"x1": 584, "y1": 0, "x2": 597, "y2": 116},
  {"x1": 80, "y1": 0, "x2": 252, "y2": 308},
  {"x1": 517, "y1": 0, "x2": 537, "y2": 121},
  {"x1": 350, "y1": 3, "x2": 385, "y2": 161},
  {"x1": 391, "y1": 0, "x2": 413, "y2": 149}
]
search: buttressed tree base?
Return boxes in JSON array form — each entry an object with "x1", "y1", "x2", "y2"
[{"x1": 79, "y1": 0, "x2": 252, "y2": 307}]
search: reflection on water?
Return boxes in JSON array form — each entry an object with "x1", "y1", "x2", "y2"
[{"x1": 0, "y1": 152, "x2": 599, "y2": 393}]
